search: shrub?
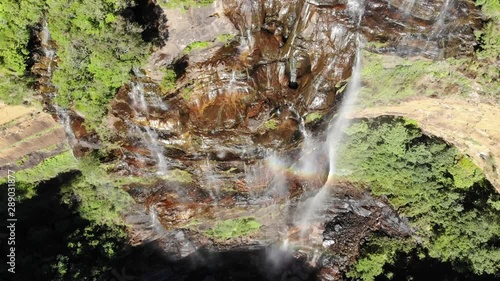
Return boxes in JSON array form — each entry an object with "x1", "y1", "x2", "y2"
[{"x1": 339, "y1": 118, "x2": 500, "y2": 278}]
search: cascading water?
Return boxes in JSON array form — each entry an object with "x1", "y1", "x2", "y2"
[
  {"x1": 202, "y1": 157, "x2": 221, "y2": 204},
  {"x1": 325, "y1": 35, "x2": 362, "y2": 182},
  {"x1": 148, "y1": 204, "x2": 168, "y2": 238},
  {"x1": 129, "y1": 81, "x2": 148, "y2": 112},
  {"x1": 422, "y1": 0, "x2": 453, "y2": 56},
  {"x1": 295, "y1": 116, "x2": 320, "y2": 177},
  {"x1": 127, "y1": 82, "x2": 169, "y2": 175},
  {"x1": 145, "y1": 127, "x2": 168, "y2": 174},
  {"x1": 348, "y1": 0, "x2": 365, "y2": 25},
  {"x1": 39, "y1": 20, "x2": 78, "y2": 148},
  {"x1": 289, "y1": 57, "x2": 298, "y2": 89},
  {"x1": 430, "y1": 0, "x2": 453, "y2": 39},
  {"x1": 297, "y1": 35, "x2": 363, "y2": 236},
  {"x1": 285, "y1": 1, "x2": 313, "y2": 58},
  {"x1": 54, "y1": 104, "x2": 77, "y2": 146},
  {"x1": 401, "y1": 0, "x2": 416, "y2": 15},
  {"x1": 40, "y1": 20, "x2": 56, "y2": 75},
  {"x1": 264, "y1": 155, "x2": 290, "y2": 198},
  {"x1": 296, "y1": 0, "x2": 365, "y2": 235}
]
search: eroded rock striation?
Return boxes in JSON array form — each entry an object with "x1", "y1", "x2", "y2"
[{"x1": 23, "y1": 0, "x2": 497, "y2": 280}]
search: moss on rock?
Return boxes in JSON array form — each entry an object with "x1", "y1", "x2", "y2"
[{"x1": 205, "y1": 217, "x2": 262, "y2": 240}]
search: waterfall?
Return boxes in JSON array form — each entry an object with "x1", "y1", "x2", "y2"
[
  {"x1": 295, "y1": 0, "x2": 365, "y2": 234},
  {"x1": 40, "y1": 20, "x2": 56, "y2": 75},
  {"x1": 130, "y1": 81, "x2": 148, "y2": 112},
  {"x1": 127, "y1": 84, "x2": 169, "y2": 175},
  {"x1": 148, "y1": 205, "x2": 168, "y2": 238},
  {"x1": 401, "y1": 0, "x2": 416, "y2": 15},
  {"x1": 430, "y1": 0, "x2": 453, "y2": 40},
  {"x1": 297, "y1": 34, "x2": 363, "y2": 235},
  {"x1": 145, "y1": 127, "x2": 168, "y2": 175},
  {"x1": 151, "y1": 94, "x2": 169, "y2": 111},
  {"x1": 295, "y1": 116, "x2": 319, "y2": 177},
  {"x1": 285, "y1": 1, "x2": 313, "y2": 58},
  {"x1": 39, "y1": 20, "x2": 78, "y2": 147},
  {"x1": 326, "y1": 36, "x2": 362, "y2": 180},
  {"x1": 421, "y1": 0, "x2": 453, "y2": 56},
  {"x1": 236, "y1": 0, "x2": 256, "y2": 53},
  {"x1": 265, "y1": 155, "x2": 289, "y2": 198},
  {"x1": 229, "y1": 70, "x2": 237, "y2": 87},
  {"x1": 202, "y1": 157, "x2": 221, "y2": 204},
  {"x1": 289, "y1": 57, "x2": 298, "y2": 88},
  {"x1": 54, "y1": 104, "x2": 77, "y2": 147},
  {"x1": 348, "y1": 0, "x2": 365, "y2": 25}
]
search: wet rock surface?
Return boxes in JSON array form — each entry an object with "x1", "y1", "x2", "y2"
[
  {"x1": 120, "y1": 178, "x2": 413, "y2": 280},
  {"x1": 29, "y1": 0, "x2": 487, "y2": 280}
]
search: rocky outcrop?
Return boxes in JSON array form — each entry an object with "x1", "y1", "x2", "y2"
[
  {"x1": 0, "y1": 104, "x2": 67, "y2": 176},
  {"x1": 122, "y1": 180, "x2": 412, "y2": 280},
  {"x1": 106, "y1": 0, "x2": 484, "y2": 193},
  {"x1": 353, "y1": 97, "x2": 500, "y2": 191}
]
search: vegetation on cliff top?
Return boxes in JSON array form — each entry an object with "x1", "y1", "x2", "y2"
[
  {"x1": 0, "y1": 150, "x2": 136, "y2": 280},
  {"x1": 338, "y1": 118, "x2": 500, "y2": 280},
  {"x1": 0, "y1": 172, "x2": 131, "y2": 281},
  {"x1": 0, "y1": 0, "x2": 152, "y2": 136},
  {"x1": 0, "y1": 0, "x2": 45, "y2": 104},
  {"x1": 159, "y1": 0, "x2": 215, "y2": 10},
  {"x1": 360, "y1": 0, "x2": 500, "y2": 106},
  {"x1": 47, "y1": 0, "x2": 150, "y2": 135},
  {"x1": 0, "y1": 150, "x2": 78, "y2": 200}
]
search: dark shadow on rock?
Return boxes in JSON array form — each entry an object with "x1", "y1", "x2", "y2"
[
  {"x1": 377, "y1": 247, "x2": 498, "y2": 281},
  {"x1": 115, "y1": 244, "x2": 318, "y2": 281},
  {"x1": 0, "y1": 172, "x2": 125, "y2": 281},
  {"x1": 122, "y1": 0, "x2": 169, "y2": 45}
]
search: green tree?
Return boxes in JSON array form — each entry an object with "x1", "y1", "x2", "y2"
[{"x1": 339, "y1": 118, "x2": 500, "y2": 279}]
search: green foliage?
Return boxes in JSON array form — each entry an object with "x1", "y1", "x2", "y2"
[
  {"x1": 448, "y1": 156, "x2": 485, "y2": 189},
  {"x1": 348, "y1": 236, "x2": 416, "y2": 281},
  {"x1": 0, "y1": 0, "x2": 155, "y2": 132},
  {"x1": 57, "y1": 155, "x2": 134, "y2": 226},
  {"x1": 0, "y1": 150, "x2": 78, "y2": 200},
  {"x1": 339, "y1": 118, "x2": 500, "y2": 278},
  {"x1": 263, "y1": 119, "x2": 279, "y2": 130},
  {"x1": 205, "y1": 217, "x2": 262, "y2": 239},
  {"x1": 471, "y1": 0, "x2": 500, "y2": 100},
  {"x1": 61, "y1": 175, "x2": 132, "y2": 229},
  {"x1": 184, "y1": 41, "x2": 212, "y2": 54},
  {"x1": 216, "y1": 33, "x2": 235, "y2": 45},
  {"x1": 180, "y1": 85, "x2": 194, "y2": 100},
  {"x1": 0, "y1": 0, "x2": 44, "y2": 75},
  {"x1": 162, "y1": 168, "x2": 194, "y2": 183},
  {"x1": 161, "y1": 69, "x2": 177, "y2": 91},
  {"x1": 160, "y1": 0, "x2": 215, "y2": 10},
  {"x1": 48, "y1": 155, "x2": 133, "y2": 279},
  {"x1": 360, "y1": 52, "x2": 476, "y2": 106},
  {"x1": 362, "y1": 1, "x2": 500, "y2": 105},
  {"x1": 0, "y1": 0, "x2": 45, "y2": 104},
  {"x1": 305, "y1": 112, "x2": 323, "y2": 123},
  {"x1": 476, "y1": 0, "x2": 500, "y2": 19},
  {"x1": 53, "y1": 220, "x2": 127, "y2": 281},
  {"x1": 45, "y1": 0, "x2": 149, "y2": 133},
  {"x1": 0, "y1": 75, "x2": 36, "y2": 105}
]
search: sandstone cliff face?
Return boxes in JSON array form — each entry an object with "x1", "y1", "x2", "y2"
[
  {"x1": 110, "y1": 0, "x2": 482, "y2": 176},
  {"x1": 0, "y1": 104, "x2": 67, "y2": 177},
  {"x1": 16, "y1": 0, "x2": 498, "y2": 280}
]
